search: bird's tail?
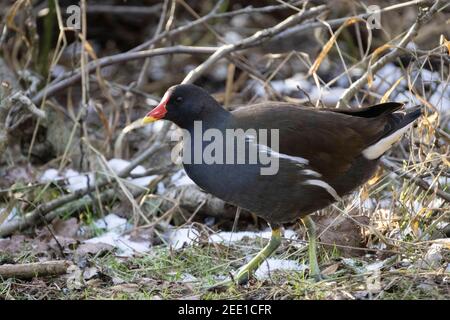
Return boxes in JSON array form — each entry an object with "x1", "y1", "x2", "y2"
[{"x1": 362, "y1": 105, "x2": 423, "y2": 160}]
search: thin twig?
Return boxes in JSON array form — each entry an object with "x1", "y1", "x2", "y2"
[
  {"x1": 31, "y1": 46, "x2": 216, "y2": 105},
  {"x1": 182, "y1": 5, "x2": 326, "y2": 84},
  {"x1": 337, "y1": 1, "x2": 442, "y2": 107}
]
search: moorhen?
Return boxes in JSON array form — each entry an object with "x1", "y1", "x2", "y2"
[{"x1": 142, "y1": 84, "x2": 421, "y2": 285}]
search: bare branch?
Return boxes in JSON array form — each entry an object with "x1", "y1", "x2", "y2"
[
  {"x1": 337, "y1": 0, "x2": 442, "y2": 108},
  {"x1": 31, "y1": 46, "x2": 216, "y2": 105},
  {"x1": 182, "y1": 5, "x2": 327, "y2": 84},
  {"x1": 0, "y1": 261, "x2": 71, "y2": 279}
]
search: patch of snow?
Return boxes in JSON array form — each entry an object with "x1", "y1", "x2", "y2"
[
  {"x1": 50, "y1": 64, "x2": 66, "y2": 79},
  {"x1": 393, "y1": 90, "x2": 421, "y2": 108},
  {"x1": 414, "y1": 68, "x2": 441, "y2": 83},
  {"x1": 0, "y1": 207, "x2": 18, "y2": 227},
  {"x1": 366, "y1": 260, "x2": 384, "y2": 272},
  {"x1": 209, "y1": 228, "x2": 297, "y2": 243},
  {"x1": 179, "y1": 273, "x2": 198, "y2": 283},
  {"x1": 85, "y1": 214, "x2": 150, "y2": 257},
  {"x1": 341, "y1": 258, "x2": 366, "y2": 274},
  {"x1": 107, "y1": 158, "x2": 146, "y2": 175},
  {"x1": 253, "y1": 73, "x2": 312, "y2": 97},
  {"x1": 170, "y1": 169, "x2": 195, "y2": 187},
  {"x1": 156, "y1": 182, "x2": 166, "y2": 194},
  {"x1": 428, "y1": 83, "x2": 450, "y2": 114},
  {"x1": 164, "y1": 227, "x2": 201, "y2": 250},
  {"x1": 107, "y1": 158, "x2": 159, "y2": 188},
  {"x1": 147, "y1": 55, "x2": 167, "y2": 81},
  {"x1": 224, "y1": 31, "x2": 243, "y2": 44},
  {"x1": 64, "y1": 169, "x2": 94, "y2": 192},
  {"x1": 94, "y1": 213, "x2": 129, "y2": 232},
  {"x1": 39, "y1": 168, "x2": 61, "y2": 182},
  {"x1": 129, "y1": 175, "x2": 159, "y2": 188},
  {"x1": 309, "y1": 87, "x2": 347, "y2": 105},
  {"x1": 231, "y1": 15, "x2": 248, "y2": 28},
  {"x1": 211, "y1": 62, "x2": 228, "y2": 81},
  {"x1": 255, "y1": 258, "x2": 307, "y2": 280},
  {"x1": 141, "y1": 119, "x2": 166, "y2": 136},
  {"x1": 372, "y1": 64, "x2": 406, "y2": 95},
  {"x1": 360, "y1": 198, "x2": 391, "y2": 210},
  {"x1": 415, "y1": 242, "x2": 445, "y2": 269},
  {"x1": 85, "y1": 233, "x2": 150, "y2": 257}
]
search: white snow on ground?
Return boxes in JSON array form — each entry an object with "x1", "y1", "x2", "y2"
[
  {"x1": 39, "y1": 168, "x2": 60, "y2": 182},
  {"x1": 255, "y1": 258, "x2": 307, "y2": 280},
  {"x1": 64, "y1": 169, "x2": 94, "y2": 192},
  {"x1": 170, "y1": 169, "x2": 195, "y2": 187},
  {"x1": 428, "y1": 83, "x2": 450, "y2": 114},
  {"x1": 107, "y1": 158, "x2": 159, "y2": 188},
  {"x1": 209, "y1": 228, "x2": 298, "y2": 243},
  {"x1": 0, "y1": 207, "x2": 18, "y2": 227},
  {"x1": 39, "y1": 158, "x2": 158, "y2": 193},
  {"x1": 372, "y1": 64, "x2": 406, "y2": 95},
  {"x1": 163, "y1": 226, "x2": 306, "y2": 279},
  {"x1": 39, "y1": 168, "x2": 94, "y2": 192},
  {"x1": 107, "y1": 158, "x2": 146, "y2": 175},
  {"x1": 164, "y1": 226, "x2": 201, "y2": 249},
  {"x1": 309, "y1": 87, "x2": 347, "y2": 105},
  {"x1": 164, "y1": 226, "x2": 299, "y2": 250},
  {"x1": 253, "y1": 73, "x2": 312, "y2": 97},
  {"x1": 84, "y1": 213, "x2": 151, "y2": 257}
]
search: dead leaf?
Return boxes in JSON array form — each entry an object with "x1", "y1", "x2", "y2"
[
  {"x1": 321, "y1": 263, "x2": 340, "y2": 276},
  {"x1": 48, "y1": 236, "x2": 77, "y2": 253},
  {"x1": 380, "y1": 76, "x2": 404, "y2": 103},
  {"x1": 52, "y1": 217, "x2": 79, "y2": 238},
  {"x1": 83, "y1": 266, "x2": 99, "y2": 280},
  {"x1": 440, "y1": 35, "x2": 450, "y2": 55},
  {"x1": 74, "y1": 242, "x2": 114, "y2": 259},
  {"x1": 313, "y1": 211, "x2": 370, "y2": 257},
  {"x1": 309, "y1": 18, "x2": 364, "y2": 75},
  {"x1": 0, "y1": 235, "x2": 26, "y2": 254},
  {"x1": 110, "y1": 283, "x2": 140, "y2": 294},
  {"x1": 66, "y1": 265, "x2": 84, "y2": 290}
]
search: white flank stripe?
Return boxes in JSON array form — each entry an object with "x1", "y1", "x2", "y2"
[
  {"x1": 301, "y1": 169, "x2": 322, "y2": 177},
  {"x1": 303, "y1": 179, "x2": 342, "y2": 201},
  {"x1": 259, "y1": 145, "x2": 309, "y2": 165},
  {"x1": 246, "y1": 135, "x2": 309, "y2": 165},
  {"x1": 362, "y1": 122, "x2": 414, "y2": 160}
]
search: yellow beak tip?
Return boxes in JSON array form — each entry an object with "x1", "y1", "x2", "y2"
[{"x1": 142, "y1": 116, "x2": 157, "y2": 125}]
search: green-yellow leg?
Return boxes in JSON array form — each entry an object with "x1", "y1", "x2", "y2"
[
  {"x1": 301, "y1": 216, "x2": 323, "y2": 281},
  {"x1": 209, "y1": 227, "x2": 282, "y2": 289},
  {"x1": 234, "y1": 227, "x2": 282, "y2": 285}
]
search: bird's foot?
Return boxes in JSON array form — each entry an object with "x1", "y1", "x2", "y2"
[
  {"x1": 208, "y1": 268, "x2": 252, "y2": 292},
  {"x1": 309, "y1": 271, "x2": 327, "y2": 282},
  {"x1": 208, "y1": 227, "x2": 282, "y2": 291},
  {"x1": 207, "y1": 279, "x2": 233, "y2": 292}
]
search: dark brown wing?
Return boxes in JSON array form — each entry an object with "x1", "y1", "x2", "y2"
[
  {"x1": 232, "y1": 102, "x2": 397, "y2": 179},
  {"x1": 328, "y1": 102, "x2": 403, "y2": 118}
]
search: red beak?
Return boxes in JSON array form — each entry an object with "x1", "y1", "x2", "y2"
[{"x1": 142, "y1": 92, "x2": 170, "y2": 124}]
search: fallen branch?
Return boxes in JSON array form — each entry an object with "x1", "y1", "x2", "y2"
[
  {"x1": 160, "y1": 185, "x2": 239, "y2": 219},
  {"x1": 0, "y1": 260, "x2": 71, "y2": 279},
  {"x1": 0, "y1": 142, "x2": 165, "y2": 237}
]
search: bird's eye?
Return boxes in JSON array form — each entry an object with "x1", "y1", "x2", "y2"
[{"x1": 175, "y1": 96, "x2": 183, "y2": 103}]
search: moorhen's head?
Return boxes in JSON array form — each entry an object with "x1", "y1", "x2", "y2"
[{"x1": 142, "y1": 84, "x2": 228, "y2": 129}]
